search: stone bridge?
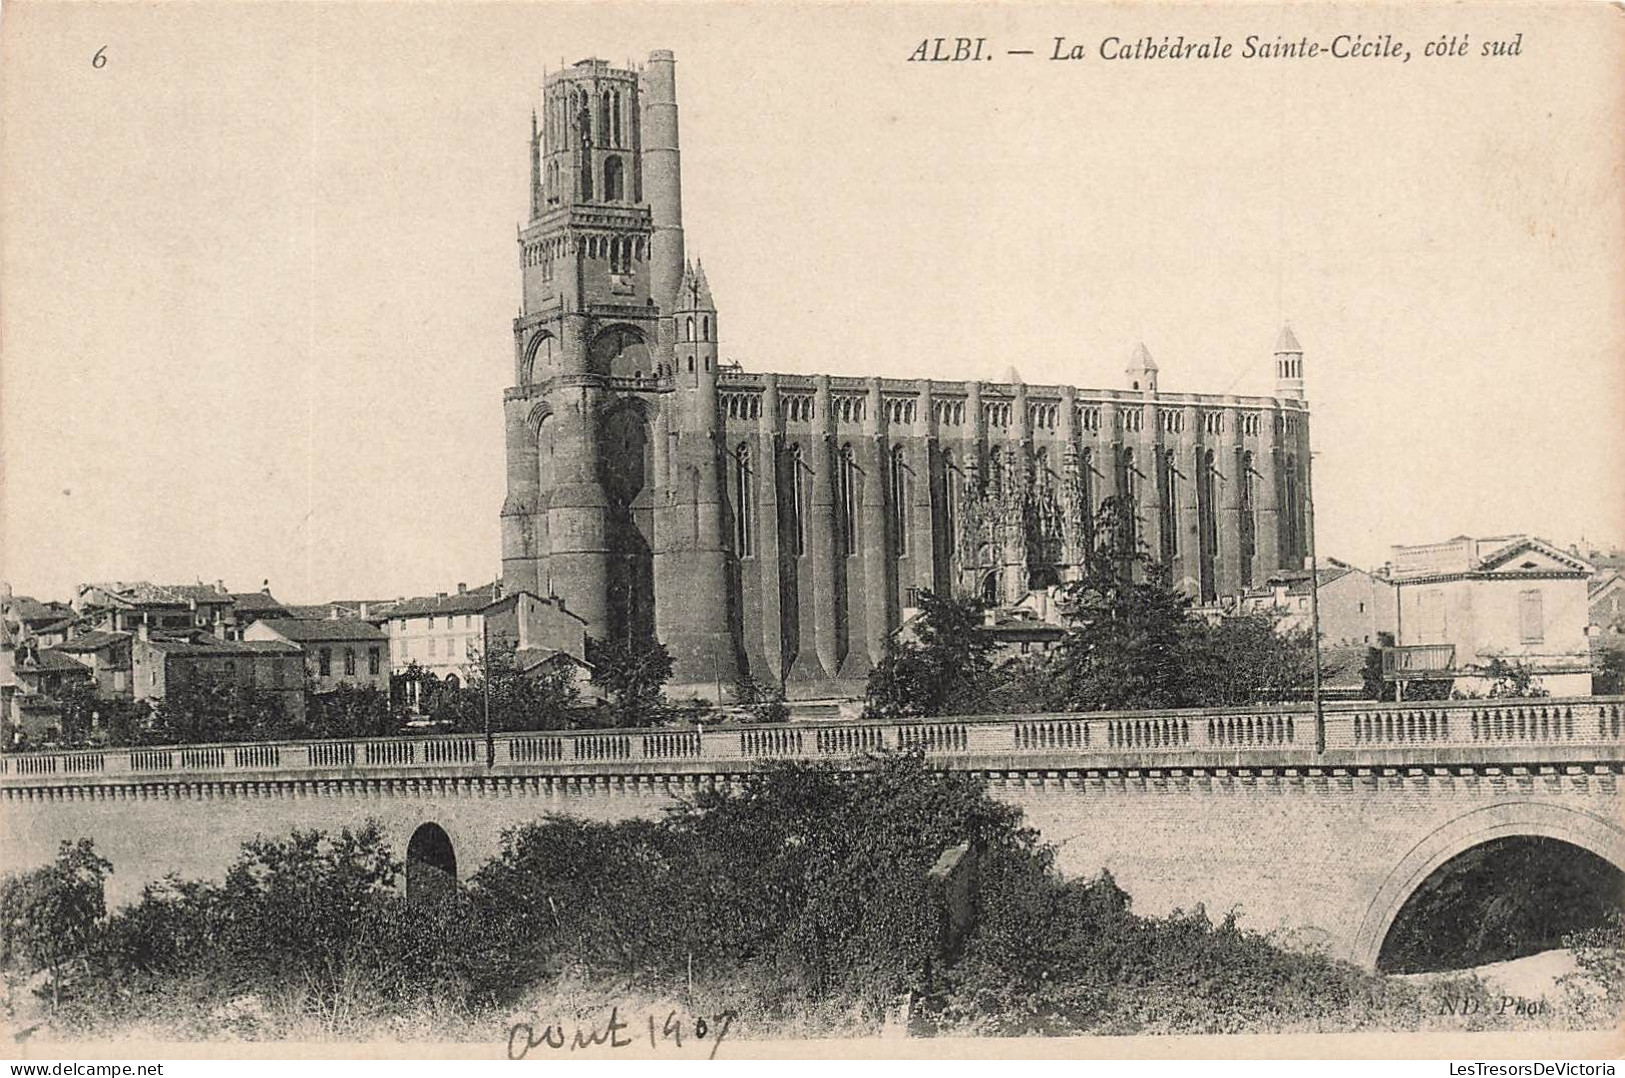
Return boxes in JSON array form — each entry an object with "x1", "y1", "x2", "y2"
[{"x1": 3, "y1": 697, "x2": 1622, "y2": 970}]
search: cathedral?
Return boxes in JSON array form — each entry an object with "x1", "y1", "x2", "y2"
[{"x1": 500, "y1": 51, "x2": 1315, "y2": 699}]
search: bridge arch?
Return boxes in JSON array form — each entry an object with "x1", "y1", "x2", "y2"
[
  {"x1": 1351, "y1": 801, "x2": 1625, "y2": 970},
  {"x1": 405, "y1": 821, "x2": 459, "y2": 904}
]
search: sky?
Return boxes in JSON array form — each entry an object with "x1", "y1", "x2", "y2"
[{"x1": 2, "y1": 2, "x2": 1621, "y2": 604}]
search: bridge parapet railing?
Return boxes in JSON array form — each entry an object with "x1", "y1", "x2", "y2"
[
  {"x1": 1326, "y1": 699, "x2": 1625, "y2": 751},
  {"x1": 2, "y1": 698, "x2": 1621, "y2": 783}
]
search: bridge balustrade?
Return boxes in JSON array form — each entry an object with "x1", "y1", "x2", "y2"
[{"x1": 2, "y1": 698, "x2": 1620, "y2": 785}]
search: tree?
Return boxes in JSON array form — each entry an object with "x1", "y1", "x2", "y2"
[
  {"x1": 865, "y1": 591, "x2": 995, "y2": 718},
  {"x1": 1361, "y1": 632, "x2": 1397, "y2": 702},
  {"x1": 1182, "y1": 611, "x2": 1317, "y2": 706},
  {"x1": 1047, "y1": 498, "x2": 1195, "y2": 712},
  {"x1": 1595, "y1": 640, "x2": 1625, "y2": 696},
  {"x1": 147, "y1": 670, "x2": 292, "y2": 745},
  {"x1": 0, "y1": 839, "x2": 112, "y2": 1008},
  {"x1": 55, "y1": 678, "x2": 101, "y2": 746},
  {"x1": 586, "y1": 634, "x2": 674, "y2": 727},
  {"x1": 734, "y1": 672, "x2": 790, "y2": 723},
  {"x1": 464, "y1": 639, "x2": 578, "y2": 733},
  {"x1": 1482, "y1": 658, "x2": 1549, "y2": 699},
  {"x1": 306, "y1": 684, "x2": 397, "y2": 739}
]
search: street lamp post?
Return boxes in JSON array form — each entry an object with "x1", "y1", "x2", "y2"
[
  {"x1": 1306, "y1": 450, "x2": 1325, "y2": 754},
  {"x1": 483, "y1": 625, "x2": 494, "y2": 769}
]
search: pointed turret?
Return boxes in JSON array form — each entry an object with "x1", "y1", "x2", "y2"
[
  {"x1": 694, "y1": 258, "x2": 716, "y2": 311},
  {"x1": 1126, "y1": 342, "x2": 1158, "y2": 392},
  {"x1": 1274, "y1": 324, "x2": 1305, "y2": 400}
]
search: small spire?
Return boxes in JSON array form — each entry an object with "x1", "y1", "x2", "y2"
[
  {"x1": 1275, "y1": 324, "x2": 1302, "y2": 354},
  {"x1": 1128, "y1": 342, "x2": 1157, "y2": 371},
  {"x1": 694, "y1": 259, "x2": 715, "y2": 309}
]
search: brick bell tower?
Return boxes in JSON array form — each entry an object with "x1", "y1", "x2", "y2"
[{"x1": 502, "y1": 51, "x2": 737, "y2": 697}]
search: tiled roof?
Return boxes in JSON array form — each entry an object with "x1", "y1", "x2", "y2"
[
  {"x1": 141, "y1": 634, "x2": 299, "y2": 656},
  {"x1": 19, "y1": 649, "x2": 91, "y2": 674},
  {"x1": 82, "y1": 581, "x2": 234, "y2": 607},
  {"x1": 230, "y1": 591, "x2": 289, "y2": 612},
  {"x1": 11, "y1": 596, "x2": 71, "y2": 623},
  {"x1": 285, "y1": 600, "x2": 397, "y2": 620},
  {"x1": 387, "y1": 584, "x2": 501, "y2": 618},
  {"x1": 254, "y1": 618, "x2": 387, "y2": 643},
  {"x1": 514, "y1": 647, "x2": 590, "y2": 673},
  {"x1": 54, "y1": 630, "x2": 131, "y2": 653}
]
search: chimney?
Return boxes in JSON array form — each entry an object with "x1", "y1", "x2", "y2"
[
  {"x1": 457, "y1": 582, "x2": 467, "y2": 595},
  {"x1": 329, "y1": 605, "x2": 340, "y2": 620},
  {"x1": 216, "y1": 579, "x2": 225, "y2": 594},
  {"x1": 137, "y1": 621, "x2": 150, "y2": 642},
  {"x1": 359, "y1": 602, "x2": 369, "y2": 620},
  {"x1": 437, "y1": 591, "x2": 448, "y2": 601},
  {"x1": 261, "y1": 579, "x2": 271, "y2": 595}
]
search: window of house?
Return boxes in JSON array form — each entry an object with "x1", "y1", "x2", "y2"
[
  {"x1": 429, "y1": 638, "x2": 438, "y2": 658},
  {"x1": 318, "y1": 648, "x2": 331, "y2": 676},
  {"x1": 368, "y1": 648, "x2": 380, "y2": 675},
  {"x1": 344, "y1": 648, "x2": 356, "y2": 676},
  {"x1": 1519, "y1": 589, "x2": 1544, "y2": 644},
  {"x1": 224, "y1": 660, "x2": 236, "y2": 680}
]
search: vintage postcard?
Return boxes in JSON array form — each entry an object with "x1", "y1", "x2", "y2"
[{"x1": 1, "y1": 0, "x2": 1621, "y2": 1063}]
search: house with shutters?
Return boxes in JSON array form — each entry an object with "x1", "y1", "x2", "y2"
[
  {"x1": 243, "y1": 617, "x2": 391, "y2": 694},
  {"x1": 1382, "y1": 534, "x2": 1595, "y2": 698}
]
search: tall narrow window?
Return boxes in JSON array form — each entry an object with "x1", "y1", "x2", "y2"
[
  {"x1": 1159, "y1": 449, "x2": 1178, "y2": 565},
  {"x1": 344, "y1": 648, "x2": 356, "y2": 676},
  {"x1": 838, "y1": 444, "x2": 858, "y2": 555},
  {"x1": 1078, "y1": 447, "x2": 1094, "y2": 540},
  {"x1": 988, "y1": 446, "x2": 1003, "y2": 498},
  {"x1": 1239, "y1": 450, "x2": 1256, "y2": 588},
  {"x1": 318, "y1": 648, "x2": 332, "y2": 677},
  {"x1": 733, "y1": 443, "x2": 754, "y2": 557},
  {"x1": 1196, "y1": 448, "x2": 1218, "y2": 602},
  {"x1": 1519, "y1": 589, "x2": 1545, "y2": 644},
  {"x1": 1283, "y1": 454, "x2": 1301, "y2": 565},
  {"x1": 890, "y1": 445, "x2": 909, "y2": 559},
  {"x1": 611, "y1": 89, "x2": 622, "y2": 145},
  {"x1": 1118, "y1": 447, "x2": 1138, "y2": 549},
  {"x1": 604, "y1": 155, "x2": 624, "y2": 202},
  {"x1": 790, "y1": 444, "x2": 807, "y2": 557},
  {"x1": 943, "y1": 450, "x2": 959, "y2": 560},
  {"x1": 368, "y1": 648, "x2": 381, "y2": 676}
]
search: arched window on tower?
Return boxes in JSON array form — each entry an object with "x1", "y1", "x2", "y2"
[
  {"x1": 890, "y1": 445, "x2": 909, "y2": 559},
  {"x1": 685, "y1": 317, "x2": 694, "y2": 343},
  {"x1": 838, "y1": 444, "x2": 858, "y2": 556},
  {"x1": 598, "y1": 91, "x2": 611, "y2": 144},
  {"x1": 701, "y1": 315, "x2": 710, "y2": 342},
  {"x1": 733, "y1": 443, "x2": 754, "y2": 557},
  {"x1": 987, "y1": 446, "x2": 1003, "y2": 499},
  {"x1": 943, "y1": 449, "x2": 960, "y2": 561},
  {"x1": 604, "y1": 155, "x2": 625, "y2": 203},
  {"x1": 611, "y1": 90, "x2": 623, "y2": 146}
]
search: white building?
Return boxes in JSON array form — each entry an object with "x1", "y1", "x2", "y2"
[{"x1": 1384, "y1": 535, "x2": 1595, "y2": 697}]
